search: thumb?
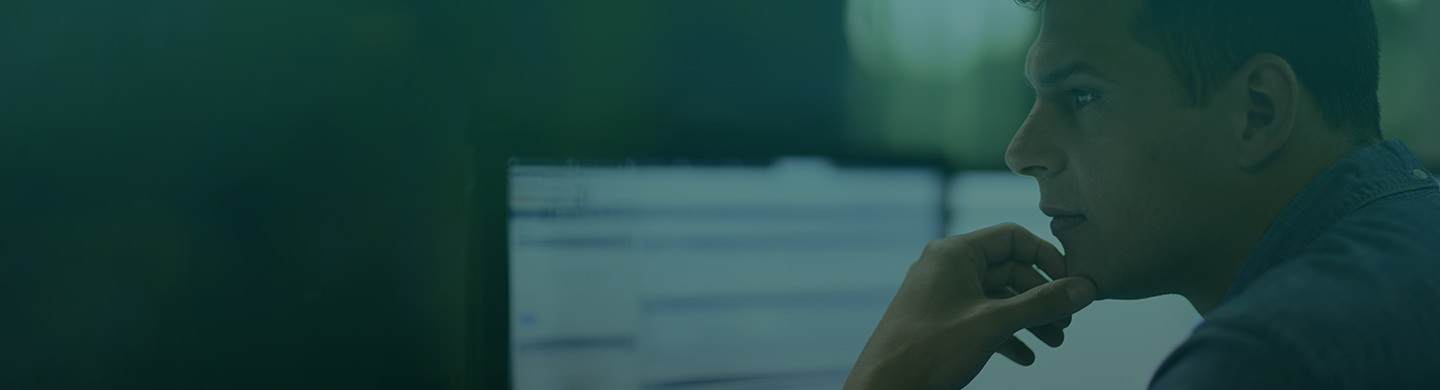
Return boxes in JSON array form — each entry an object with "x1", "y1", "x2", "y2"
[{"x1": 993, "y1": 277, "x2": 1096, "y2": 330}]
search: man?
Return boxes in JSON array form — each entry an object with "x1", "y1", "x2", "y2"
[{"x1": 845, "y1": 0, "x2": 1440, "y2": 388}]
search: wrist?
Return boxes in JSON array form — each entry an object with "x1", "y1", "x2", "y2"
[{"x1": 845, "y1": 321, "x2": 962, "y2": 390}]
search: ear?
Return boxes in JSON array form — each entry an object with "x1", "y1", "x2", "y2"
[{"x1": 1233, "y1": 53, "x2": 1299, "y2": 169}]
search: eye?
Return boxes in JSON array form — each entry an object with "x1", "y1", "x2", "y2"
[{"x1": 1068, "y1": 89, "x2": 1098, "y2": 109}]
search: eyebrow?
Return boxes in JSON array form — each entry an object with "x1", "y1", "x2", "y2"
[{"x1": 1026, "y1": 61, "x2": 1117, "y2": 89}]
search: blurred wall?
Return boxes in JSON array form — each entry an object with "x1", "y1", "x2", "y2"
[
  {"x1": 1, "y1": 0, "x2": 475, "y2": 388},
  {"x1": 1376, "y1": 0, "x2": 1440, "y2": 158}
]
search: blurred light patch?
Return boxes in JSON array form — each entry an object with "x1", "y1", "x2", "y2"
[{"x1": 845, "y1": 0, "x2": 1033, "y2": 81}]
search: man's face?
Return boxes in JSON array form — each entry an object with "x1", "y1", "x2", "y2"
[{"x1": 1007, "y1": 0, "x2": 1241, "y2": 299}]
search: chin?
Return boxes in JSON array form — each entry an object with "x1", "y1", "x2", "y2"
[
  {"x1": 1068, "y1": 254, "x2": 1170, "y2": 300},
  {"x1": 1058, "y1": 244, "x2": 1148, "y2": 301},
  {"x1": 1059, "y1": 250, "x2": 1109, "y2": 299}
]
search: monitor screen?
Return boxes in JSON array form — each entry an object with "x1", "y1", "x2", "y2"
[{"x1": 508, "y1": 158, "x2": 944, "y2": 390}]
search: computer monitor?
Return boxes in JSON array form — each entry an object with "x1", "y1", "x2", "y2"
[{"x1": 508, "y1": 158, "x2": 945, "y2": 390}]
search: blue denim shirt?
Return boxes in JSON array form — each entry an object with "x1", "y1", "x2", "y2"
[{"x1": 1149, "y1": 140, "x2": 1440, "y2": 389}]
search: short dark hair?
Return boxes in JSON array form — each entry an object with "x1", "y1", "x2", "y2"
[{"x1": 1019, "y1": 0, "x2": 1382, "y2": 144}]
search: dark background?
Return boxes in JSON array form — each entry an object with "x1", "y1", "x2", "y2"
[{"x1": 2, "y1": 0, "x2": 474, "y2": 388}]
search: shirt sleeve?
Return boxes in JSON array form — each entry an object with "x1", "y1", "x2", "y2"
[{"x1": 1148, "y1": 323, "x2": 1325, "y2": 390}]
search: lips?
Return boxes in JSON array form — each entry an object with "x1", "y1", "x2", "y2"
[
  {"x1": 1049, "y1": 215, "x2": 1086, "y2": 232},
  {"x1": 1041, "y1": 206, "x2": 1086, "y2": 236}
]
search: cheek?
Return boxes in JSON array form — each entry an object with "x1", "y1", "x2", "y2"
[
  {"x1": 1080, "y1": 114, "x2": 1216, "y2": 223},
  {"x1": 1084, "y1": 166, "x2": 1160, "y2": 227},
  {"x1": 1072, "y1": 148, "x2": 1179, "y2": 253},
  {"x1": 1074, "y1": 138, "x2": 1171, "y2": 211}
]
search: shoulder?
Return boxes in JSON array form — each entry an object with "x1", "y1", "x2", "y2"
[
  {"x1": 1233, "y1": 186, "x2": 1440, "y2": 321},
  {"x1": 1151, "y1": 189, "x2": 1440, "y2": 389},
  {"x1": 1272, "y1": 186, "x2": 1440, "y2": 297},
  {"x1": 1148, "y1": 318, "x2": 1319, "y2": 390},
  {"x1": 1311, "y1": 186, "x2": 1440, "y2": 257}
]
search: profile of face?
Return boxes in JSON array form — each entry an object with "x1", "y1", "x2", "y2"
[{"x1": 1005, "y1": 0, "x2": 1257, "y2": 300}]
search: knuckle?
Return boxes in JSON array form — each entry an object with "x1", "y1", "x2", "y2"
[
  {"x1": 978, "y1": 222, "x2": 1022, "y2": 236},
  {"x1": 922, "y1": 237, "x2": 956, "y2": 255},
  {"x1": 922, "y1": 239, "x2": 941, "y2": 253},
  {"x1": 921, "y1": 235, "x2": 982, "y2": 267},
  {"x1": 906, "y1": 257, "x2": 925, "y2": 273}
]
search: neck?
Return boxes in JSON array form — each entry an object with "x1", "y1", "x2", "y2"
[
  {"x1": 1181, "y1": 133, "x2": 1373, "y2": 317},
  {"x1": 1182, "y1": 234, "x2": 1258, "y2": 316}
]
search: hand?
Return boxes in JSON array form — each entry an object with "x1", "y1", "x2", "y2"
[{"x1": 843, "y1": 223, "x2": 1097, "y2": 390}]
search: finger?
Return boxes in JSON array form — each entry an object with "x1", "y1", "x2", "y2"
[
  {"x1": 989, "y1": 284, "x2": 1065, "y2": 347},
  {"x1": 1012, "y1": 263, "x2": 1052, "y2": 291},
  {"x1": 983, "y1": 261, "x2": 1051, "y2": 293},
  {"x1": 983, "y1": 285, "x2": 1069, "y2": 330},
  {"x1": 1009, "y1": 267, "x2": 1073, "y2": 330},
  {"x1": 985, "y1": 284, "x2": 1019, "y2": 299},
  {"x1": 997, "y1": 335, "x2": 1035, "y2": 366},
  {"x1": 963, "y1": 223, "x2": 1068, "y2": 280},
  {"x1": 992, "y1": 277, "x2": 1096, "y2": 331},
  {"x1": 985, "y1": 264, "x2": 1072, "y2": 329},
  {"x1": 1027, "y1": 323, "x2": 1065, "y2": 348}
]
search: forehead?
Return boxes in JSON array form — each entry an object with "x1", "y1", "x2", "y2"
[{"x1": 1026, "y1": 0, "x2": 1150, "y2": 80}]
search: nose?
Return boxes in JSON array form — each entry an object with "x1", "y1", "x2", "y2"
[{"x1": 1005, "y1": 108, "x2": 1065, "y2": 177}]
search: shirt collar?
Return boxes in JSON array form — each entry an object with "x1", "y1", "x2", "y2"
[{"x1": 1222, "y1": 140, "x2": 1437, "y2": 302}]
